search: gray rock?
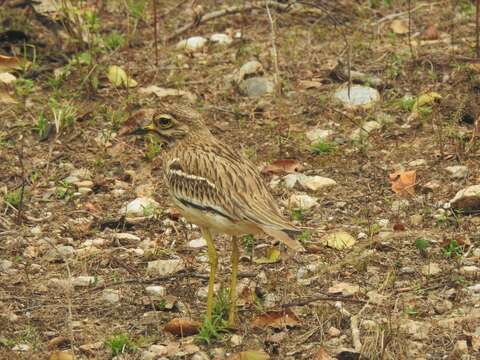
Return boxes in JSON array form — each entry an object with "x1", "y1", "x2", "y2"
[
  {"x1": 210, "y1": 33, "x2": 232, "y2": 45},
  {"x1": 399, "y1": 320, "x2": 431, "y2": 340},
  {"x1": 0, "y1": 259, "x2": 13, "y2": 272},
  {"x1": 450, "y1": 184, "x2": 480, "y2": 212},
  {"x1": 145, "y1": 285, "x2": 166, "y2": 297},
  {"x1": 177, "y1": 36, "x2": 207, "y2": 51},
  {"x1": 102, "y1": 289, "x2": 120, "y2": 304},
  {"x1": 147, "y1": 259, "x2": 185, "y2": 276},
  {"x1": 350, "y1": 121, "x2": 381, "y2": 141},
  {"x1": 335, "y1": 85, "x2": 380, "y2": 109},
  {"x1": 239, "y1": 77, "x2": 274, "y2": 97},
  {"x1": 289, "y1": 193, "x2": 318, "y2": 210},
  {"x1": 445, "y1": 165, "x2": 469, "y2": 179},
  {"x1": 299, "y1": 175, "x2": 337, "y2": 191},
  {"x1": 238, "y1": 60, "x2": 263, "y2": 81},
  {"x1": 283, "y1": 173, "x2": 306, "y2": 189},
  {"x1": 73, "y1": 276, "x2": 98, "y2": 287},
  {"x1": 306, "y1": 128, "x2": 334, "y2": 143},
  {"x1": 188, "y1": 237, "x2": 207, "y2": 248},
  {"x1": 120, "y1": 197, "x2": 160, "y2": 218}
]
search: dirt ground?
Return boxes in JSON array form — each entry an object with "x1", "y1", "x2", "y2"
[{"x1": 1, "y1": 0, "x2": 480, "y2": 359}]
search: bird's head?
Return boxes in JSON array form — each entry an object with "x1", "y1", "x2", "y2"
[{"x1": 120, "y1": 103, "x2": 207, "y2": 145}]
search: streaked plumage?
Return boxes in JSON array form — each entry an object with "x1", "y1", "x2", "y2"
[{"x1": 126, "y1": 103, "x2": 303, "y2": 325}]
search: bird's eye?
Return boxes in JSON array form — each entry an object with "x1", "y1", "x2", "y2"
[{"x1": 155, "y1": 114, "x2": 174, "y2": 129}]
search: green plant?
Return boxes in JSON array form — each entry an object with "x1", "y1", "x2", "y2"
[
  {"x1": 415, "y1": 238, "x2": 429, "y2": 251},
  {"x1": 443, "y1": 240, "x2": 463, "y2": 258},
  {"x1": 105, "y1": 333, "x2": 136, "y2": 356},
  {"x1": 14, "y1": 78, "x2": 34, "y2": 96},
  {"x1": 311, "y1": 141, "x2": 336, "y2": 155},
  {"x1": 33, "y1": 113, "x2": 48, "y2": 139},
  {"x1": 4, "y1": 188, "x2": 23, "y2": 208},
  {"x1": 104, "y1": 31, "x2": 125, "y2": 51},
  {"x1": 291, "y1": 209, "x2": 304, "y2": 221},
  {"x1": 405, "y1": 306, "x2": 417, "y2": 316},
  {"x1": 298, "y1": 230, "x2": 311, "y2": 244},
  {"x1": 243, "y1": 234, "x2": 254, "y2": 252},
  {"x1": 145, "y1": 136, "x2": 162, "y2": 160},
  {"x1": 126, "y1": 0, "x2": 148, "y2": 19},
  {"x1": 197, "y1": 288, "x2": 229, "y2": 344},
  {"x1": 49, "y1": 98, "x2": 77, "y2": 132}
]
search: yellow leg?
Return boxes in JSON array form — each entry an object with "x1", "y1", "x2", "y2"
[
  {"x1": 228, "y1": 236, "x2": 239, "y2": 326},
  {"x1": 201, "y1": 228, "x2": 217, "y2": 322}
]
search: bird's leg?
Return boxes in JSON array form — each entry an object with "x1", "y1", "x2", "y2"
[
  {"x1": 202, "y1": 228, "x2": 217, "y2": 322},
  {"x1": 228, "y1": 236, "x2": 239, "y2": 326}
]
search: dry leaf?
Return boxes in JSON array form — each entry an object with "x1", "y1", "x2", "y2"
[
  {"x1": 299, "y1": 80, "x2": 323, "y2": 89},
  {"x1": 0, "y1": 90, "x2": 18, "y2": 104},
  {"x1": 393, "y1": 223, "x2": 406, "y2": 231},
  {"x1": 413, "y1": 92, "x2": 441, "y2": 111},
  {"x1": 0, "y1": 55, "x2": 22, "y2": 72},
  {"x1": 422, "y1": 24, "x2": 439, "y2": 40},
  {"x1": 47, "y1": 336, "x2": 69, "y2": 349},
  {"x1": 49, "y1": 351, "x2": 74, "y2": 360},
  {"x1": 320, "y1": 231, "x2": 356, "y2": 250},
  {"x1": 389, "y1": 170, "x2": 416, "y2": 197},
  {"x1": 164, "y1": 318, "x2": 201, "y2": 336},
  {"x1": 261, "y1": 159, "x2": 303, "y2": 175},
  {"x1": 227, "y1": 350, "x2": 270, "y2": 360},
  {"x1": 313, "y1": 347, "x2": 334, "y2": 360},
  {"x1": 107, "y1": 65, "x2": 137, "y2": 88},
  {"x1": 390, "y1": 19, "x2": 409, "y2": 34},
  {"x1": 253, "y1": 248, "x2": 281, "y2": 264},
  {"x1": 251, "y1": 309, "x2": 300, "y2": 329},
  {"x1": 327, "y1": 282, "x2": 360, "y2": 296}
]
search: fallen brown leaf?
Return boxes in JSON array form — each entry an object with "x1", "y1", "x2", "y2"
[
  {"x1": 164, "y1": 318, "x2": 201, "y2": 336},
  {"x1": 389, "y1": 170, "x2": 416, "y2": 197},
  {"x1": 298, "y1": 80, "x2": 323, "y2": 89},
  {"x1": 0, "y1": 54, "x2": 22, "y2": 72},
  {"x1": 422, "y1": 24, "x2": 439, "y2": 40},
  {"x1": 390, "y1": 19, "x2": 409, "y2": 34},
  {"x1": 227, "y1": 350, "x2": 270, "y2": 360},
  {"x1": 251, "y1": 309, "x2": 300, "y2": 329},
  {"x1": 313, "y1": 347, "x2": 334, "y2": 360},
  {"x1": 47, "y1": 336, "x2": 69, "y2": 350},
  {"x1": 48, "y1": 351, "x2": 74, "y2": 360},
  {"x1": 393, "y1": 223, "x2": 406, "y2": 231},
  {"x1": 261, "y1": 159, "x2": 303, "y2": 175}
]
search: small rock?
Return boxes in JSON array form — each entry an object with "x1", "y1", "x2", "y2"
[
  {"x1": 239, "y1": 77, "x2": 274, "y2": 97},
  {"x1": 306, "y1": 128, "x2": 334, "y2": 143},
  {"x1": 377, "y1": 219, "x2": 389, "y2": 228},
  {"x1": 74, "y1": 180, "x2": 94, "y2": 188},
  {"x1": 149, "y1": 344, "x2": 168, "y2": 356},
  {"x1": 408, "y1": 159, "x2": 427, "y2": 167},
  {"x1": 357, "y1": 232, "x2": 368, "y2": 240},
  {"x1": 102, "y1": 289, "x2": 120, "y2": 304},
  {"x1": 31, "y1": 226, "x2": 42, "y2": 236},
  {"x1": 288, "y1": 193, "x2": 318, "y2": 210},
  {"x1": 335, "y1": 85, "x2": 380, "y2": 109},
  {"x1": 421, "y1": 262, "x2": 442, "y2": 276},
  {"x1": 237, "y1": 60, "x2": 263, "y2": 81},
  {"x1": 445, "y1": 165, "x2": 469, "y2": 179},
  {"x1": 0, "y1": 259, "x2": 13, "y2": 272},
  {"x1": 72, "y1": 276, "x2": 97, "y2": 287},
  {"x1": 460, "y1": 265, "x2": 480, "y2": 278},
  {"x1": 434, "y1": 299, "x2": 453, "y2": 314},
  {"x1": 147, "y1": 259, "x2": 185, "y2": 276},
  {"x1": 0, "y1": 72, "x2": 16, "y2": 84},
  {"x1": 350, "y1": 120, "x2": 381, "y2": 141},
  {"x1": 450, "y1": 184, "x2": 480, "y2": 212},
  {"x1": 299, "y1": 175, "x2": 337, "y2": 191},
  {"x1": 192, "y1": 351, "x2": 210, "y2": 360},
  {"x1": 400, "y1": 320, "x2": 431, "y2": 340},
  {"x1": 210, "y1": 33, "x2": 232, "y2": 45},
  {"x1": 422, "y1": 180, "x2": 441, "y2": 193},
  {"x1": 120, "y1": 197, "x2": 160, "y2": 218},
  {"x1": 146, "y1": 285, "x2": 166, "y2": 297},
  {"x1": 410, "y1": 214, "x2": 423, "y2": 226},
  {"x1": 45, "y1": 245, "x2": 75, "y2": 262},
  {"x1": 112, "y1": 232, "x2": 141, "y2": 244},
  {"x1": 77, "y1": 187, "x2": 92, "y2": 195},
  {"x1": 141, "y1": 351, "x2": 157, "y2": 360},
  {"x1": 328, "y1": 282, "x2": 360, "y2": 296},
  {"x1": 188, "y1": 237, "x2": 207, "y2": 249},
  {"x1": 12, "y1": 344, "x2": 31, "y2": 352},
  {"x1": 196, "y1": 284, "x2": 220, "y2": 299},
  {"x1": 399, "y1": 266, "x2": 415, "y2": 274},
  {"x1": 283, "y1": 173, "x2": 306, "y2": 189},
  {"x1": 177, "y1": 36, "x2": 207, "y2": 51},
  {"x1": 366, "y1": 290, "x2": 386, "y2": 305},
  {"x1": 230, "y1": 334, "x2": 243, "y2": 346},
  {"x1": 263, "y1": 293, "x2": 277, "y2": 308},
  {"x1": 211, "y1": 348, "x2": 226, "y2": 359},
  {"x1": 328, "y1": 327, "x2": 341, "y2": 337}
]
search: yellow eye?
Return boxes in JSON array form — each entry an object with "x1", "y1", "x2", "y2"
[{"x1": 155, "y1": 114, "x2": 173, "y2": 129}]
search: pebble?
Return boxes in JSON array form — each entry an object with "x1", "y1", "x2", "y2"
[
  {"x1": 306, "y1": 128, "x2": 334, "y2": 143},
  {"x1": 399, "y1": 319, "x2": 431, "y2": 340},
  {"x1": 237, "y1": 60, "x2": 263, "y2": 81},
  {"x1": 147, "y1": 259, "x2": 186, "y2": 276},
  {"x1": 239, "y1": 77, "x2": 274, "y2": 97},
  {"x1": 77, "y1": 187, "x2": 92, "y2": 195},
  {"x1": 391, "y1": 199, "x2": 409, "y2": 212},
  {"x1": 145, "y1": 285, "x2": 166, "y2": 297},
  {"x1": 210, "y1": 33, "x2": 232, "y2": 45},
  {"x1": 410, "y1": 214, "x2": 423, "y2": 226},
  {"x1": 188, "y1": 237, "x2": 207, "y2": 249},
  {"x1": 299, "y1": 175, "x2": 337, "y2": 191},
  {"x1": 328, "y1": 327, "x2": 341, "y2": 337},
  {"x1": 454, "y1": 340, "x2": 468, "y2": 353},
  {"x1": 421, "y1": 262, "x2": 441, "y2": 276},
  {"x1": 445, "y1": 165, "x2": 469, "y2": 179},
  {"x1": 102, "y1": 289, "x2": 120, "y2": 304},
  {"x1": 288, "y1": 193, "x2": 318, "y2": 210},
  {"x1": 335, "y1": 85, "x2": 380, "y2": 109},
  {"x1": 74, "y1": 180, "x2": 94, "y2": 188},
  {"x1": 450, "y1": 184, "x2": 480, "y2": 212},
  {"x1": 408, "y1": 159, "x2": 427, "y2": 167},
  {"x1": 12, "y1": 344, "x2": 31, "y2": 352},
  {"x1": 350, "y1": 121, "x2": 381, "y2": 141},
  {"x1": 112, "y1": 232, "x2": 141, "y2": 244},
  {"x1": 177, "y1": 36, "x2": 207, "y2": 51},
  {"x1": 0, "y1": 259, "x2": 13, "y2": 272},
  {"x1": 422, "y1": 180, "x2": 441, "y2": 192},
  {"x1": 121, "y1": 197, "x2": 160, "y2": 218},
  {"x1": 230, "y1": 334, "x2": 243, "y2": 346},
  {"x1": 192, "y1": 351, "x2": 210, "y2": 360},
  {"x1": 72, "y1": 276, "x2": 97, "y2": 287},
  {"x1": 283, "y1": 173, "x2": 306, "y2": 189}
]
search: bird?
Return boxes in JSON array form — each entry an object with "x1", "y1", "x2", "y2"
[{"x1": 124, "y1": 103, "x2": 303, "y2": 326}]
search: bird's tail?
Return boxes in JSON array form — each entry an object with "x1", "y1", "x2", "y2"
[{"x1": 261, "y1": 226, "x2": 304, "y2": 252}]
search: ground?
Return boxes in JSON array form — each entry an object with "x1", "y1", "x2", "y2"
[{"x1": 1, "y1": 0, "x2": 480, "y2": 359}]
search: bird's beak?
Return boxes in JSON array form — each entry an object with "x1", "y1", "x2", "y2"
[{"x1": 126, "y1": 123, "x2": 156, "y2": 136}]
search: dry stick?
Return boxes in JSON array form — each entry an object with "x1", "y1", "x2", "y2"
[
  {"x1": 15, "y1": 136, "x2": 26, "y2": 224},
  {"x1": 166, "y1": 1, "x2": 291, "y2": 42},
  {"x1": 266, "y1": 0, "x2": 280, "y2": 94},
  {"x1": 152, "y1": 0, "x2": 158, "y2": 66},
  {"x1": 408, "y1": 0, "x2": 414, "y2": 58},
  {"x1": 451, "y1": 0, "x2": 456, "y2": 59},
  {"x1": 374, "y1": 2, "x2": 436, "y2": 24},
  {"x1": 476, "y1": 0, "x2": 480, "y2": 58},
  {"x1": 281, "y1": 294, "x2": 368, "y2": 308}
]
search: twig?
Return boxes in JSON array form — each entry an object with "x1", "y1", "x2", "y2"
[
  {"x1": 166, "y1": 1, "x2": 291, "y2": 42},
  {"x1": 266, "y1": 0, "x2": 280, "y2": 94},
  {"x1": 374, "y1": 3, "x2": 435, "y2": 24},
  {"x1": 451, "y1": 0, "x2": 456, "y2": 59},
  {"x1": 152, "y1": 0, "x2": 158, "y2": 66},
  {"x1": 408, "y1": 0, "x2": 414, "y2": 58},
  {"x1": 15, "y1": 136, "x2": 26, "y2": 224},
  {"x1": 476, "y1": 0, "x2": 480, "y2": 58}
]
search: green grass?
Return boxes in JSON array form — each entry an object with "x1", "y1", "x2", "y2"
[
  {"x1": 291, "y1": 209, "x2": 304, "y2": 221},
  {"x1": 197, "y1": 288, "x2": 229, "y2": 344},
  {"x1": 311, "y1": 141, "x2": 336, "y2": 155},
  {"x1": 105, "y1": 333, "x2": 136, "y2": 357},
  {"x1": 4, "y1": 188, "x2": 23, "y2": 208},
  {"x1": 298, "y1": 230, "x2": 311, "y2": 244},
  {"x1": 14, "y1": 78, "x2": 34, "y2": 97},
  {"x1": 442, "y1": 240, "x2": 463, "y2": 258},
  {"x1": 415, "y1": 238, "x2": 429, "y2": 251}
]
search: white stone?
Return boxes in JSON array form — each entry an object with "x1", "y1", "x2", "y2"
[
  {"x1": 147, "y1": 259, "x2": 185, "y2": 276},
  {"x1": 78, "y1": 187, "x2": 92, "y2": 195},
  {"x1": 210, "y1": 33, "x2": 233, "y2": 45},
  {"x1": 30, "y1": 226, "x2": 42, "y2": 236},
  {"x1": 306, "y1": 128, "x2": 334, "y2": 143},
  {"x1": 289, "y1": 193, "x2": 318, "y2": 210},
  {"x1": 450, "y1": 184, "x2": 480, "y2": 212},
  {"x1": 239, "y1": 77, "x2": 274, "y2": 97},
  {"x1": 192, "y1": 352, "x2": 210, "y2": 360},
  {"x1": 177, "y1": 36, "x2": 207, "y2": 51},
  {"x1": 120, "y1": 197, "x2": 160, "y2": 218},
  {"x1": 357, "y1": 232, "x2": 368, "y2": 240},
  {"x1": 445, "y1": 165, "x2": 469, "y2": 179},
  {"x1": 377, "y1": 219, "x2": 389, "y2": 228},
  {"x1": 12, "y1": 344, "x2": 30, "y2": 352},
  {"x1": 149, "y1": 344, "x2": 168, "y2": 356},
  {"x1": 113, "y1": 232, "x2": 141, "y2": 243},
  {"x1": 74, "y1": 180, "x2": 94, "y2": 188},
  {"x1": 145, "y1": 285, "x2": 166, "y2": 297},
  {"x1": 197, "y1": 283, "x2": 220, "y2": 299},
  {"x1": 102, "y1": 289, "x2": 120, "y2": 303},
  {"x1": 230, "y1": 334, "x2": 243, "y2": 346},
  {"x1": 408, "y1": 159, "x2": 427, "y2": 167},
  {"x1": 72, "y1": 276, "x2": 97, "y2": 287},
  {"x1": 0, "y1": 72, "x2": 16, "y2": 84},
  {"x1": 421, "y1": 262, "x2": 441, "y2": 276},
  {"x1": 328, "y1": 327, "x2": 341, "y2": 337},
  {"x1": 410, "y1": 214, "x2": 423, "y2": 226},
  {"x1": 350, "y1": 120, "x2": 382, "y2": 141},
  {"x1": 454, "y1": 340, "x2": 468, "y2": 353},
  {"x1": 188, "y1": 237, "x2": 207, "y2": 248},
  {"x1": 0, "y1": 259, "x2": 13, "y2": 272},
  {"x1": 283, "y1": 173, "x2": 306, "y2": 189},
  {"x1": 335, "y1": 85, "x2": 380, "y2": 109},
  {"x1": 299, "y1": 175, "x2": 337, "y2": 191},
  {"x1": 70, "y1": 168, "x2": 92, "y2": 180},
  {"x1": 238, "y1": 60, "x2": 263, "y2": 80}
]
